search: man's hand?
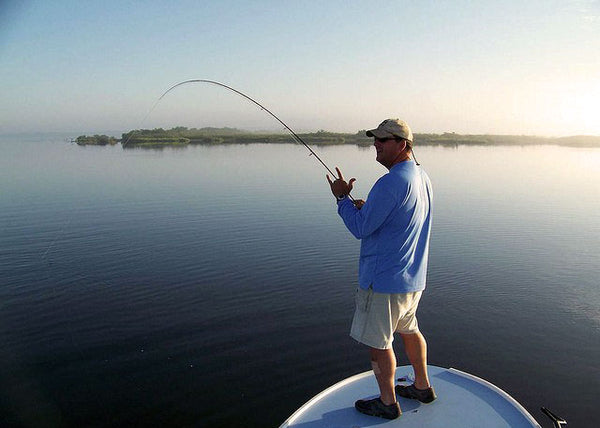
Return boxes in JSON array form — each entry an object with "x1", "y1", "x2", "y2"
[
  {"x1": 326, "y1": 167, "x2": 356, "y2": 198},
  {"x1": 353, "y1": 199, "x2": 365, "y2": 209}
]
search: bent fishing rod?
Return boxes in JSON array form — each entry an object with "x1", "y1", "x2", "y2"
[{"x1": 124, "y1": 79, "x2": 354, "y2": 200}]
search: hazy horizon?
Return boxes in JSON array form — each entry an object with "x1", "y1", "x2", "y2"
[
  {"x1": 2, "y1": 1, "x2": 599, "y2": 136},
  {"x1": 3, "y1": 128, "x2": 600, "y2": 140}
]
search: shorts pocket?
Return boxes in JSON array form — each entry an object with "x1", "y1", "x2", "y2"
[{"x1": 355, "y1": 287, "x2": 372, "y2": 312}]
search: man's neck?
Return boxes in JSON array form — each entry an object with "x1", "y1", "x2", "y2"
[{"x1": 387, "y1": 152, "x2": 411, "y2": 170}]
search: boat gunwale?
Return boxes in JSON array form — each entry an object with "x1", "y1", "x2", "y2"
[{"x1": 279, "y1": 365, "x2": 542, "y2": 427}]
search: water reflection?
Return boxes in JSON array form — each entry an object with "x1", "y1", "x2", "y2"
[{"x1": 1, "y1": 138, "x2": 599, "y2": 427}]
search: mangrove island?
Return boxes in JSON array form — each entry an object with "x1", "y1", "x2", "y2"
[{"x1": 75, "y1": 127, "x2": 600, "y2": 148}]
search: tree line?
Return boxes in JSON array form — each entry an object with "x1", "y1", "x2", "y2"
[{"x1": 74, "y1": 127, "x2": 600, "y2": 148}]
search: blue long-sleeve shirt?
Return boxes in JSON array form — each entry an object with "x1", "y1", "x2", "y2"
[{"x1": 337, "y1": 160, "x2": 432, "y2": 293}]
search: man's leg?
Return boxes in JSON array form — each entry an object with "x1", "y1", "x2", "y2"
[
  {"x1": 369, "y1": 347, "x2": 397, "y2": 405},
  {"x1": 400, "y1": 331, "x2": 431, "y2": 389}
]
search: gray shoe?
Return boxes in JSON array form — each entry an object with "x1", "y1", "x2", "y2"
[
  {"x1": 395, "y1": 383, "x2": 437, "y2": 403},
  {"x1": 355, "y1": 397, "x2": 401, "y2": 419}
]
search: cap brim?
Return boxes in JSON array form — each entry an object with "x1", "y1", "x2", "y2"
[{"x1": 366, "y1": 129, "x2": 394, "y2": 138}]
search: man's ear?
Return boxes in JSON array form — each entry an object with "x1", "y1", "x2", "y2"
[{"x1": 399, "y1": 139, "x2": 407, "y2": 152}]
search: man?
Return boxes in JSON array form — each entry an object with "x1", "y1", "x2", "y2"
[{"x1": 326, "y1": 119, "x2": 435, "y2": 420}]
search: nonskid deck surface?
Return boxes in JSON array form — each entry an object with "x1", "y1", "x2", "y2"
[{"x1": 280, "y1": 365, "x2": 541, "y2": 428}]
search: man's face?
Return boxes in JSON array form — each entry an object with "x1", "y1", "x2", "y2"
[{"x1": 373, "y1": 137, "x2": 405, "y2": 169}]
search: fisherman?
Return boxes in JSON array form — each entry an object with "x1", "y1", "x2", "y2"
[{"x1": 326, "y1": 119, "x2": 436, "y2": 419}]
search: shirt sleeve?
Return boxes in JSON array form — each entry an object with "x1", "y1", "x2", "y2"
[{"x1": 337, "y1": 177, "x2": 398, "y2": 239}]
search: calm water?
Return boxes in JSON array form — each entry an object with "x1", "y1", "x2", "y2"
[{"x1": 1, "y1": 136, "x2": 599, "y2": 427}]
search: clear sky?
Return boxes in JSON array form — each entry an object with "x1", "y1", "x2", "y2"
[{"x1": 1, "y1": 0, "x2": 599, "y2": 136}]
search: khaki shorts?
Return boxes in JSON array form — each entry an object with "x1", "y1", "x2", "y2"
[{"x1": 350, "y1": 287, "x2": 422, "y2": 350}]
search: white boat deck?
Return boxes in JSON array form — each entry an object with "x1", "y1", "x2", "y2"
[{"x1": 280, "y1": 365, "x2": 542, "y2": 428}]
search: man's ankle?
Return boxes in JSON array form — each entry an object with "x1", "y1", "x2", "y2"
[
  {"x1": 414, "y1": 380, "x2": 430, "y2": 390},
  {"x1": 380, "y1": 395, "x2": 397, "y2": 406}
]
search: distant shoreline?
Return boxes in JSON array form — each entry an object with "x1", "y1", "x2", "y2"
[{"x1": 74, "y1": 127, "x2": 600, "y2": 148}]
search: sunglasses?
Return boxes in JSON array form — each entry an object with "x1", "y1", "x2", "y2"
[
  {"x1": 373, "y1": 137, "x2": 421, "y2": 165},
  {"x1": 374, "y1": 137, "x2": 399, "y2": 143}
]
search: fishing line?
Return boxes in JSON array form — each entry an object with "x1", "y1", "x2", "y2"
[
  {"x1": 124, "y1": 79, "x2": 355, "y2": 199},
  {"x1": 41, "y1": 217, "x2": 71, "y2": 263},
  {"x1": 40, "y1": 212, "x2": 111, "y2": 420}
]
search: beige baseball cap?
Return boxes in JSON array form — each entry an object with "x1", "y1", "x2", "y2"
[{"x1": 366, "y1": 119, "x2": 413, "y2": 142}]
